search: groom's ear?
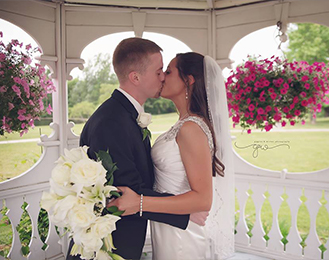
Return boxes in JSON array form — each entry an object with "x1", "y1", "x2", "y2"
[
  {"x1": 187, "y1": 75, "x2": 195, "y2": 86},
  {"x1": 128, "y1": 71, "x2": 140, "y2": 86}
]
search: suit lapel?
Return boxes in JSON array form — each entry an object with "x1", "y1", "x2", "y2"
[{"x1": 112, "y1": 89, "x2": 138, "y2": 120}]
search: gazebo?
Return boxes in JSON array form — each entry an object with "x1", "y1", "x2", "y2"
[{"x1": 0, "y1": 0, "x2": 329, "y2": 259}]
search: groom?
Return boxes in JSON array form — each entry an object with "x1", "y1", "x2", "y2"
[{"x1": 66, "y1": 38, "x2": 190, "y2": 260}]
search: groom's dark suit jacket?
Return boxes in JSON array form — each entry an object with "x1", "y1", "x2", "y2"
[{"x1": 68, "y1": 90, "x2": 189, "y2": 260}]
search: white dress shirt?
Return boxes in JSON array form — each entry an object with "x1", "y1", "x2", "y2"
[{"x1": 117, "y1": 88, "x2": 144, "y2": 114}]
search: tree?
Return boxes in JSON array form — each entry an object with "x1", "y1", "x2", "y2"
[
  {"x1": 286, "y1": 23, "x2": 329, "y2": 64},
  {"x1": 68, "y1": 53, "x2": 118, "y2": 108},
  {"x1": 69, "y1": 101, "x2": 96, "y2": 119},
  {"x1": 286, "y1": 23, "x2": 329, "y2": 117}
]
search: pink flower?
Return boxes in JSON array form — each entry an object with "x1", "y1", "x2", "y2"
[
  {"x1": 255, "y1": 81, "x2": 262, "y2": 88},
  {"x1": 246, "y1": 87, "x2": 252, "y2": 92},
  {"x1": 290, "y1": 121, "x2": 295, "y2": 126},
  {"x1": 12, "y1": 85, "x2": 21, "y2": 96},
  {"x1": 263, "y1": 80, "x2": 270, "y2": 87},
  {"x1": 256, "y1": 115, "x2": 262, "y2": 120},
  {"x1": 281, "y1": 121, "x2": 286, "y2": 127},
  {"x1": 302, "y1": 75, "x2": 309, "y2": 82},
  {"x1": 301, "y1": 120, "x2": 305, "y2": 125},
  {"x1": 247, "y1": 98, "x2": 251, "y2": 104},
  {"x1": 257, "y1": 108, "x2": 265, "y2": 115},
  {"x1": 243, "y1": 77, "x2": 250, "y2": 84},
  {"x1": 304, "y1": 83, "x2": 310, "y2": 89},
  {"x1": 270, "y1": 93, "x2": 277, "y2": 100},
  {"x1": 248, "y1": 104, "x2": 255, "y2": 111},
  {"x1": 265, "y1": 124, "x2": 273, "y2": 132},
  {"x1": 247, "y1": 129, "x2": 251, "y2": 134},
  {"x1": 250, "y1": 74, "x2": 256, "y2": 81},
  {"x1": 233, "y1": 115, "x2": 240, "y2": 123},
  {"x1": 293, "y1": 96, "x2": 299, "y2": 103},
  {"x1": 283, "y1": 107, "x2": 290, "y2": 113},
  {"x1": 259, "y1": 97, "x2": 265, "y2": 102},
  {"x1": 25, "y1": 44, "x2": 32, "y2": 50},
  {"x1": 300, "y1": 92, "x2": 307, "y2": 98},
  {"x1": 235, "y1": 94, "x2": 241, "y2": 100},
  {"x1": 18, "y1": 114, "x2": 26, "y2": 121},
  {"x1": 0, "y1": 53, "x2": 5, "y2": 62},
  {"x1": 265, "y1": 106, "x2": 272, "y2": 112},
  {"x1": 280, "y1": 88, "x2": 288, "y2": 95},
  {"x1": 290, "y1": 104, "x2": 295, "y2": 110},
  {"x1": 274, "y1": 113, "x2": 282, "y2": 121},
  {"x1": 46, "y1": 104, "x2": 53, "y2": 115},
  {"x1": 294, "y1": 110, "x2": 301, "y2": 116},
  {"x1": 8, "y1": 103, "x2": 14, "y2": 111},
  {"x1": 13, "y1": 77, "x2": 21, "y2": 84},
  {"x1": 0, "y1": 85, "x2": 7, "y2": 93},
  {"x1": 0, "y1": 32, "x2": 2, "y2": 37},
  {"x1": 283, "y1": 83, "x2": 289, "y2": 89},
  {"x1": 277, "y1": 78, "x2": 284, "y2": 84},
  {"x1": 21, "y1": 123, "x2": 26, "y2": 129},
  {"x1": 268, "y1": 88, "x2": 275, "y2": 93},
  {"x1": 301, "y1": 100, "x2": 308, "y2": 107}
]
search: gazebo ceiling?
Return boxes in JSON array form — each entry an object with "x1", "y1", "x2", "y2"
[{"x1": 47, "y1": 0, "x2": 277, "y2": 10}]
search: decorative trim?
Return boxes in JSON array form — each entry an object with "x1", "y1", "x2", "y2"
[
  {"x1": 66, "y1": 58, "x2": 85, "y2": 81},
  {"x1": 35, "y1": 55, "x2": 58, "y2": 79}
]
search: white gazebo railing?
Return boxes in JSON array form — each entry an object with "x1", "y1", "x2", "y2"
[{"x1": 234, "y1": 151, "x2": 329, "y2": 260}]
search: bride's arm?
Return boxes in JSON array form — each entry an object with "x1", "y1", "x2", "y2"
[{"x1": 109, "y1": 121, "x2": 213, "y2": 215}]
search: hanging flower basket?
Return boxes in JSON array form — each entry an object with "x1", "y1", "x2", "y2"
[
  {"x1": 0, "y1": 32, "x2": 56, "y2": 136},
  {"x1": 225, "y1": 55, "x2": 329, "y2": 133}
]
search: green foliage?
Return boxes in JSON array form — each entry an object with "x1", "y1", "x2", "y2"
[
  {"x1": 144, "y1": 98, "x2": 176, "y2": 115},
  {"x1": 69, "y1": 101, "x2": 96, "y2": 119},
  {"x1": 98, "y1": 83, "x2": 119, "y2": 104},
  {"x1": 68, "y1": 53, "x2": 118, "y2": 109},
  {"x1": 286, "y1": 23, "x2": 329, "y2": 64}
]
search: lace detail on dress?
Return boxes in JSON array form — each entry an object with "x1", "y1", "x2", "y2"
[{"x1": 164, "y1": 116, "x2": 214, "y2": 153}]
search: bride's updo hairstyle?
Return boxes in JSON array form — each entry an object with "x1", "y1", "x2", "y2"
[{"x1": 175, "y1": 52, "x2": 225, "y2": 177}]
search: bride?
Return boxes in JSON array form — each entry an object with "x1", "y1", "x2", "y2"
[{"x1": 109, "y1": 52, "x2": 231, "y2": 259}]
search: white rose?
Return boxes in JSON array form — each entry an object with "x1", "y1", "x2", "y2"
[
  {"x1": 51, "y1": 163, "x2": 71, "y2": 185},
  {"x1": 91, "y1": 214, "x2": 120, "y2": 239},
  {"x1": 96, "y1": 250, "x2": 113, "y2": 260},
  {"x1": 74, "y1": 229, "x2": 103, "y2": 255},
  {"x1": 51, "y1": 195, "x2": 79, "y2": 226},
  {"x1": 64, "y1": 146, "x2": 89, "y2": 163},
  {"x1": 70, "y1": 158, "x2": 106, "y2": 186},
  {"x1": 137, "y1": 112, "x2": 152, "y2": 128},
  {"x1": 49, "y1": 178, "x2": 76, "y2": 197},
  {"x1": 40, "y1": 191, "x2": 59, "y2": 212},
  {"x1": 68, "y1": 202, "x2": 96, "y2": 230}
]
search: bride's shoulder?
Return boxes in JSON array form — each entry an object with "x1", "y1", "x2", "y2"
[{"x1": 178, "y1": 116, "x2": 209, "y2": 138}]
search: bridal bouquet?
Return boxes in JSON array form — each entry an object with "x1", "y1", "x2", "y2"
[
  {"x1": 226, "y1": 55, "x2": 329, "y2": 133},
  {"x1": 40, "y1": 146, "x2": 124, "y2": 260},
  {"x1": 0, "y1": 32, "x2": 55, "y2": 136}
]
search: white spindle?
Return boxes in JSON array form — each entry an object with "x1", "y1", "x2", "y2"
[
  {"x1": 303, "y1": 189, "x2": 322, "y2": 259},
  {"x1": 285, "y1": 187, "x2": 303, "y2": 257},
  {"x1": 267, "y1": 185, "x2": 284, "y2": 253},
  {"x1": 6, "y1": 197, "x2": 26, "y2": 260},
  {"x1": 25, "y1": 192, "x2": 46, "y2": 260},
  {"x1": 250, "y1": 183, "x2": 266, "y2": 250},
  {"x1": 235, "y1": 181, "x2": 250, "y2": 245}
]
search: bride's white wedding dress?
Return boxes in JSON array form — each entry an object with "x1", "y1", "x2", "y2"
[{"x1": 150, "y1": 116, "x2": 214, "y2": 260}]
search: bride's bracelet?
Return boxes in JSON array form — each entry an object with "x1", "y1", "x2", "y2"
[{"x1": 140, "y1": 194, "x2": 143, "y2": 217}]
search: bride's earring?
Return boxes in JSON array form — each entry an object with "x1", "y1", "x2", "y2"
[{"x1": 185, "y1": 87, "x2": 188, "y2": 100}]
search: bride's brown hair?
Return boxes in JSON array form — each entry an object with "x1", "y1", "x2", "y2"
[{"x1": 175, "y1": 52, "x2": 225, "y2": 177}]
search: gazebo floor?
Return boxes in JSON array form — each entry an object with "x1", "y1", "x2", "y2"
[{"x1": 141, "y1": 251, "x2": 272, "y2": 260}]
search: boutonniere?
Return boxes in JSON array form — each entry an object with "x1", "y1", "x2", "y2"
[{"x1": 137, "y1": 112, "x2": 152, "y2": 141}]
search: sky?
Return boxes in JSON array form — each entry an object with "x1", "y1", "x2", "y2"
[{"x1": 0, "y1": 18, "x2": 289, "y2": 79}]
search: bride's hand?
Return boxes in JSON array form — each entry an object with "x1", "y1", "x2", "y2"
[
  {"x1": 190, "y1": 211, "x2": 209, "y2": 226},
  {"x1": 106, "y1": 186, "x2": 140, "y2": 216}
]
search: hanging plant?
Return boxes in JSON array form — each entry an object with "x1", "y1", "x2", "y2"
[
  {"x1": 226, "y1": 55, "x2": 329, "y2": 133},
  {"x1": 0, "y1": 32, "x2": 55, "y2": 136}
]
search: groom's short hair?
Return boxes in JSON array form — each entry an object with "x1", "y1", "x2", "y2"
[{"x1": 113, "y1": 37, "x2": 162, "y2": 83}]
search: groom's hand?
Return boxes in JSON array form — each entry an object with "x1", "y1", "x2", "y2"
[
  {"x1": 106, "y1": 186, "x2": 140, "y2": 216},
  {"x1": 190, "y1": 211, "x2": 209, "y2": 226}
]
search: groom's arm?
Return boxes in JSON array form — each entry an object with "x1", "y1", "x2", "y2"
[{"x1": 83, "y1": 121, "x2": 189, "y2": 230}]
